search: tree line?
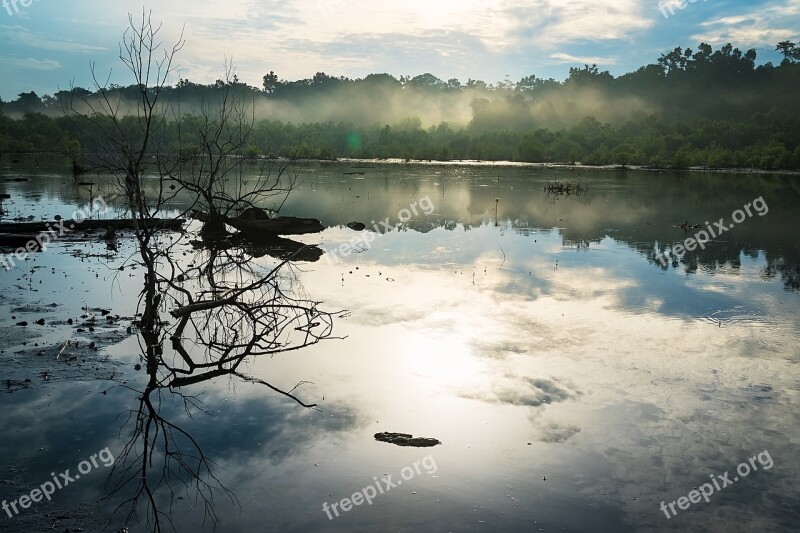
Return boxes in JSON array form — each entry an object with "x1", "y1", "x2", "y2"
[{"x1": 1, "y1": 41, "x2": 799, "y2": 169}]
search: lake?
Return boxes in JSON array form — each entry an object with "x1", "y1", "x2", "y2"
[{"x1": 1, "y1": 156, "x2": 798, "y2": 532}]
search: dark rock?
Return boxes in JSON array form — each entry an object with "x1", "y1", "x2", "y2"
[
  {"x1": 374, "y1": 432, "x2": 442, "y2": 447},
  {"x1": 347, "y1": 222, "x2": 367, "y2": 231},
  {"x1": 239, "y1": 207, "x2": 271, "y2": 221},
  {"x1": 16, "y1": 321, "x2": 28, "y2": 327},
  {"x1": 35, "y1": 318, "x2": 45, "y2": 325}
]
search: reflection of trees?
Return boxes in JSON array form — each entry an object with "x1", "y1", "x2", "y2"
[
  {"x1": 402, "y1": 215, "x2": 800, "y2": 293},
  {"x1": 63, "y1": 12, "x2": 343, "y2": 531},
  {"x1": 107, "y1": 244, "x2": 343, "y2": 531},
  {"x1": 108, "y1": 353, "x2": 234, "y2": 531},
  {"x1": 640, "y1": 241, "x2": 800, "y2": 292},
  {"x1": 287, "y1": 168, "x2": 797, "y2": 293},
  {"x1": 763, "y1": 256, "x2": 800, "y2": 291},
  {"x1": 164, "y1": 247, "x2": 339, "y2": 395}
]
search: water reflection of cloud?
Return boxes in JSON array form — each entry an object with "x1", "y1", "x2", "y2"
[
  {"x1": 0, "y1": 372, "x2": 364, "y2": 527},
  {"x1": 188, "y1": 396, "x2": 362, "y2": 465},
  {"x1": 460, "y1": 375, "x2": 580, "y2": 408},
  {"x1": 537, "y1": 421, "x2": 581, "y2": 443}
]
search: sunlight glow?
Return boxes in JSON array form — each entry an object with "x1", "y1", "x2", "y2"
[{"x1": 408, "y1": 335, "x2": 485, "y2": 387}]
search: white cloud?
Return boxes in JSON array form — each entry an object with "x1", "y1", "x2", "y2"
[
  {"x1": 136, "y1": 0, "x2": 654, "y2": 85},
  {"x1": 549, "y1": 52, "x2": 617, "y2": 65},
  {"x1": 0, "y1": 56, "x2": 61, "y2": 71},
  {"x1": 504, "y1": 0, "x2": 653, "y2": 47},
  {"x1": 14, "y1": 0, "x2": 797, "y2": 97},
  {"x1": 692, "y1": 0, "x2": 800, "y2": 46},
  {"x1": 0, "y1": 24, "x2": 107, "y2": 52}
]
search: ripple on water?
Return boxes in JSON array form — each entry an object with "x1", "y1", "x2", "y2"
[{"x1": 701, "y1": 307, "x2": 788, "y2": 329}]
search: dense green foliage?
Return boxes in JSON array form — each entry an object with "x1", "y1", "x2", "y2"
[{"x1": 2, "y1": 41, "x2": 800, "y2": 169}]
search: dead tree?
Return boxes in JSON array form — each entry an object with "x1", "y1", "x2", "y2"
[
  {"x1": 167, "y1": 64, "x2": 298, "y2": 237},
  {"x1": 64, "y1": 11, "x2": 342, "y2": 532}
]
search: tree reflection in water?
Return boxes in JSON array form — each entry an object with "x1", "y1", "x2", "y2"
[{"x1": 106, "y1": 241, "x2": 343, "y2": 531}]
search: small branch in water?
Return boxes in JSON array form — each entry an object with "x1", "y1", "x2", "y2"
[
  {"x1": 56, "y1": 340, "x2": 70, "y2": 360},
  {"x1": 232, "y1": 372, "x2": 319, "y2": 409}
]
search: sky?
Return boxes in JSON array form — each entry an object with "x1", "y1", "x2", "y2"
[{"x1": 0, "y1": 0, "x2": 798, "y2": 100}]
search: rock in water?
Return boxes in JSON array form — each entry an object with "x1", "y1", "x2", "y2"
[
  {"x1": 239, "y1": 207, "x2": 271, "y2": 221},
  {"x1": 374, "y1": 432, "x2": 441, "y2": 447},
  {"x1": 347, "y1": 221, "x2": 367, "y2": 231}
]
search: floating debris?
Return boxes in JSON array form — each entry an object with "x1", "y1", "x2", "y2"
[
  {"x1": 374, "y1": 432, "x2": 442, "y2": 447},
  {"x1": 544, "y1": 180, "x2": 587, "y2": 197}
]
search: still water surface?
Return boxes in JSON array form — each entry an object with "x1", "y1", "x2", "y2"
[{"x1": 1, "y1": 158, "x2": 798, "y2": 532}]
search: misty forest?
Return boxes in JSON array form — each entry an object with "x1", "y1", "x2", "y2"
[{"x1": 3, "y1": 41, "x2": 800, "y2": 169}]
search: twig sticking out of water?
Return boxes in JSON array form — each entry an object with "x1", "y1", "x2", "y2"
[{"x1": 544, "y1": 180, "x2": 588, "y2": 197}]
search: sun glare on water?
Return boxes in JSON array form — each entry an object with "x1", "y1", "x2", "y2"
[{"x1": 406, "y1": 335, "x2": 486, "y2": 388}]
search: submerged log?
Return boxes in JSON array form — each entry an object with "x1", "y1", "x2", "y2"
[
  {"x1": 191, "y1": 210, "x2": 324, "y2": 236},
  {"x1": 0, "y1": 218, "x2": 185, "y2": 235},
  {"x1": 224, "y1": 216, "x2": 324, "y2": 236},
  {"x1": 0, "y1": 219, "x2": 185, "y2": 248},
  {"x1": 0, "y1": 234, "x2": 42, "y2": 248}
]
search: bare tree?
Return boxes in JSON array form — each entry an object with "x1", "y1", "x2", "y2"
[
  {"x1": 170, "y1": 62, "x2": 298, "y2": 237},
  {"x1": 62, "y1": 10, "x2": 341, "y2": 532},
  {"x1": 62, "y1": 10, "x2": 187, "y2": 345}
]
